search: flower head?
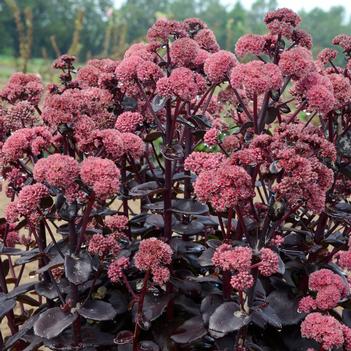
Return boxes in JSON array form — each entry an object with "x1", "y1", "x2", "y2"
[
  {"x1": 194, "y1": 162, "x2": 254, "y2": 211},
  {"x1": 170, "y1": 37, "x2": 200, "y2": 67},
  {"x1": 204, "y1": 50, "x2": 237, "y2": 84},
  {"x1": 134, "y1": 238, "x2": 172, "y2": 271},
  {"x1": 235, "y1": 34, "x2": 266, "y2": 57},
  {"x1": 230, "y1": 61, "x2": 282, "y2": 97},
  {"x1": 301, "y1": 313, "x2": 344, "y2": 350},
  {"x1": 108, "y1": 257, "x2": 129, "y2": 283},
  {"x1": 115, "y1": 112, "x2": 144, "y2": 133},
  {"x1": 80, "y1": 157, "x2": 120, "y2": 200},
  {"x1": 33, "y1": 154, "x2": 79, "y2": 189},
  {"x1": 212, "y1": 244, "x2": 252, "y2": 272},
  {"x1": 0, "y1": 73, "x2": 43, "y2": 105}
]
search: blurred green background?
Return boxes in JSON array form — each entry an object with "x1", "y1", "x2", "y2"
[{"x1": 0, "y1": 0, "x2": 350, "y2": 85}]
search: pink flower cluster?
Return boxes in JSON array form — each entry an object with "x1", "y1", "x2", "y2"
[
  {"x1": 235, "y1": 34, "x2": 266, "y2": 57},
  {"x1": 278, "y1": 46, "x2": 314, "y2": 79},
  {"x1": 250, "y1": 123, "x2": 336, "y2": 213},
  {"x1": 291, "y1": 72, "x2": 335, "y2": 114},
  {"x1": 301, "y1": 313, "x2": 351, "y2": 350},
  {"x1": 0, "y1": 72, "x2": 43, "y2": 105},
  {"x1": 33, "y1": 154, "x2": 79, "y2": 189},
  {"x1": 298, "y1": 269, "x2": 347, "y2": 312},
  {"x1": 80, "y1": 157, "x2": 121, "y2": 200},
  {"x1": 76, "y1": 58, "x2": 118, "y2": 88},
  {"x1": 212, "y1": 244, "x2": 279, "y2": 291},
  {"x1": 134, "y1": 238, "x2": 173, "y2": 286},
  {"x1": 264, "y1": 8, "x2": 301, "y2": 39},
  {"x1": 332, "y1": 34, "x2": 351, "y2": 52},
  {"x1": 52, "y1": 54, "x2": 76, "y2": 70},
  {"x1": 204, "y1": 50, "x2": 237, "y2": 83},
  {"x1": 2, "y1": 101, "x2": 36, "y2": 131},
  {"x1": 1, "y1": 127, "x2": 52, "y2": 163},
  {"x1": 5, "y1": 183, "x2": 49, "y2": 223},
  {"x1": 115, "y1": 112, "x2": 144, "y2": 133},
  {"x1": 108, "y1": 257, "x2": 130, "y2": 283},
  {"x1": 184, "y1": 152, "x2": 226, "y2": 174},
  {"x1": 88, "y1": 233, "x2": 121, "y2": 257},
  {"x1": 156, "y1": 67, "x2": 205, "y2": 101},
  {"x1": 258, "y1": 248, "x2": 279, "y2": 276},
  {"x1": 194, "y1": 162, "x2": 254, "y2": 211},
  {"x1": 230, "y1": 61, "x2": 283, "y2": 97},
  {"x1": 105, "y1": 214, "x2": 129, "y2": 231}
]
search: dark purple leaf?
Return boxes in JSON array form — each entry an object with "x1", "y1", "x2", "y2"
[
  {"x1": 189, "y1": 115, "x2": 212, "y2": 128},
  {"x1": 40, "y1": 196, "x2": 54, "y2": 209},
  {"x1": 172, "y1": 221, "x2": 205, "y2": 236},
  {"x1": 33, "y1": 307, "x2": 77, "y2": 339},
  {"x1": 122, "y1": 96, "x2": 138, "y2": 111},
  {"x1": 109, "y1": 290, "x2": 128, "y2": 314},
  {"x1": 129, "y1": 181, "x2": 164, "y2": 198},
  {"x1": 176, "y1": 115, "x2": 196, "y2": 128},
  {"x1": 266, "y1": 107, "x2": 279, "y2": 124},
  {"x1": 170, "y1": 238, "x2": 205, "y2": 255},
  {"x1": 207, "y1": 239, "x2": 222, "y2": 249},
  {"x1": 17, "y1": 294, "x2": 41, "y2": 307},
  {"x1": 4, "y1": 313, "x2": 40, "y2": 350},
  {"x1": 200, "y1": 294, "x2": 223, "y2": 326},
  {"x1": 0, "y1": 244, "x2": 25, "y2": 256},
  {"x1": 14, "y1": 248, "x2": 40, "y2": 265},
  {"x1": 1, "y1": 258, "x2": 9, "y2": 277},
  {"x1": 78, "y1": 300, "x2": 117, "y2": 321},
  {"x1": 252, "y1": 305, "x2": 282, "y2": 328},
  {"x1": 138, "y1": 340, "x2": 160, "y2": 351},
  {"x1": 266, "y1": 288, "x2": 304, "y2": 326},
  {"x1": 198, "y1": 248, "x2": 215, "y2": 267},
  {"x1": 337, "y1": 130, "x2": 351, "y2": 158},
  {"x1": 142, "y1": 293, "x2": 174, "y2": 322},
  {"x1": 209, "y1": 302, "x2": 249, "y2": 338},
  {"x1": 160, "y1": 144, "x2": 184, "y2": 160},
  {"x1": 114, "y1": 330, "x2": 134, "y2": 345},
  {"x1": 144, "y1": 214, "x2": 165, "y2": 229},
  {"x1": 171, "y1": 315, "x2": 207, "y2": 344},
  {"x1": 0, "y1": 298, "x2": 16, "y2": 319},
  {"x1": 43, "y1": 325, "x2": 115, "y2": 349},
  {"x1": 4, "y1": 282, "x2": 37, "y2": 301},
  {"x1": 65, "y1": 251, "x2": 92, "y2": 285},
  {"x1": 151, "y1": 95, "x2": 167, "y2": 112},
  {"x1": 35, "y1": 280, "x2": 62, "y2": 299},
  {"x1": 174, "y1": 295, "x2": 200, "y2": 315},
  {"x1": 343, "y1": 309, "x2": 351, "y2": 327},
  {"x1": 170, "y1": 277, "x2": 201, "y2": 295},
  {"x1": 172, "y1": 199, "x2": 209, "y2": 215},
  {"x1": 144, "y1": 131, "x2": 163, "y2": 142}
]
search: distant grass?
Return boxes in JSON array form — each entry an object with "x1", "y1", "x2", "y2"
[{"x1": 0, "y1": 55, "x2": 56, "y2": 87}]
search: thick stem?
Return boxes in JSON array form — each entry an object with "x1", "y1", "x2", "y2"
[
  {"x1": 75, "y1": 193, "x2": 95, "y2": 255},
  {"x1": 133, "y1": 270, "x2": 150, "y2": 351},
  {"x1": 69, "y1": 220, "x2": 81, "y2": 346},
  {"x1": 120, "y1": 155, "x2": 131, "y2": 236},
  {"x1": 223, "y1": 271, "x2": 232, "y2": 300},
  {"x1": 0, "y1": 256, "x2": 18, "y2": 334},
  {"x1": 257, "y1": 92, "x2": 270, "y2": 133},
  {"x1": 163, "y1": 101, "x2": 173, "y2": 240},
  {"x1": 183, "y1": 125, "x2": 192, "y2": 199}
]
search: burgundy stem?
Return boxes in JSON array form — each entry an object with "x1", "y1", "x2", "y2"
[{"x1": 133, "y1": 270, "x2": 150, "y2": 351}]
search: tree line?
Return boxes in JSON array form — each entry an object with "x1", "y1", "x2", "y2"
[{"x1": 0, "y1": 0, "x2": 350, "y2": 63}]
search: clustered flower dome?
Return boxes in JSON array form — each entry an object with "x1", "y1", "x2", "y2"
[
  {"x1": 212, "y1": 244, "x2": 279, "y2": 291},
  {"x1": 134, "y1": 238, "x2": 173, "y2": 286}
]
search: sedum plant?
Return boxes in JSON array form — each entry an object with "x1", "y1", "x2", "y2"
[{"x1": 1, "y1": 7, "x2": 351, "y2": 351}]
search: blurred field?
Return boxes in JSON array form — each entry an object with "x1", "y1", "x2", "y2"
[{"x1": 0, "y1": 55, "x2": 55, "y2": 87}]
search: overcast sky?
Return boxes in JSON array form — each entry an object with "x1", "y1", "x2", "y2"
[{"x1": 113, "y1": 0, "x2": 351, "y2": 18}]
